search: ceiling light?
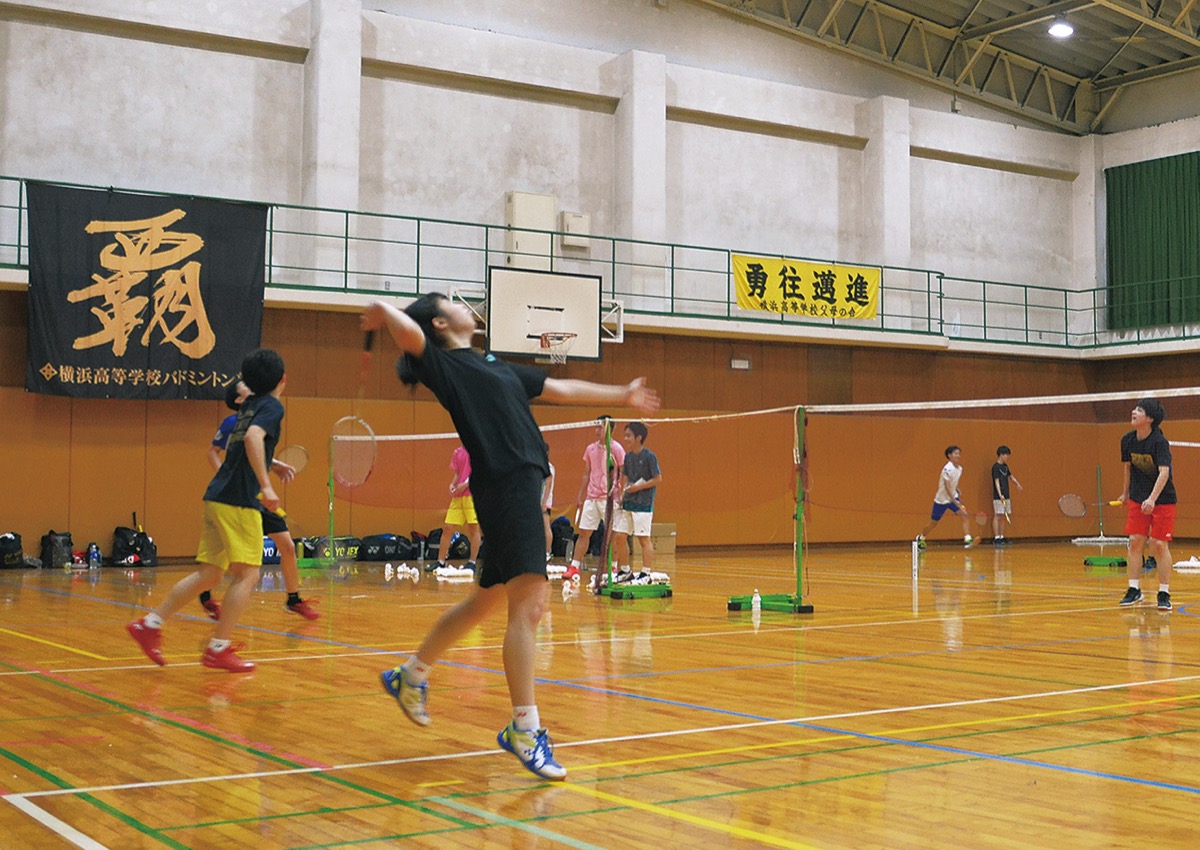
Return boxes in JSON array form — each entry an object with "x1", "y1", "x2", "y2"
[{"x1": 1048, "y1": 18, "x2": 1074, "y2": 38}]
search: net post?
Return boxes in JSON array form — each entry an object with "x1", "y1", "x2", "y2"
[
  {"x1": 793, "y1": 406, "x2": 813, "y2": 613},
  {"x1": 727, "y1": 405, "x2": 812, "y2": 614},
  {"x1": 299, "y1": 431, "x2": 336, "y2": 568}
]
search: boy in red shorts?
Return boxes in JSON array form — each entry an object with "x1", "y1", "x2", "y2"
[{"x1": 1117, "y1": 397, "x2": 1176, "y2": 612}]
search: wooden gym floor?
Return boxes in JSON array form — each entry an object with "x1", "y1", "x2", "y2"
[{"x1": 1, "y1": 540, "x2": 1198, "y2": 849}]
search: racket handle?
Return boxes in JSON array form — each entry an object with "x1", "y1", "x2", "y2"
[
  {"x1": 257, "y1": 491, "x2": 286, "y2": 517},
  {"x1": 363, "y1": 330, "x2": 376, "y2": 352}
]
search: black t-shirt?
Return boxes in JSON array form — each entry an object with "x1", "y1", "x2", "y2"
[
  {"x1": 204, "y1": 394, "x2": 284, "y2": 508},
  {"x1": 1120, "y1": 428, "x2": 1176, "y2": 504},
  {"x1": 991, "y1": 462, "x2": 1011, "y2": 499},
  {"x1": 409, "y1": 345, "x2": 549, "y2": 490}
]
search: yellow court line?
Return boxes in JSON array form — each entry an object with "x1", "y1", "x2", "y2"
[
  {"x1": 416, "y1": 779, "x2": 464, "y2": 789},
  {"x1": 0, "y1": 628, "x2": 109, "y2": 660},
  {"x1": 562, "y1": 782, "x2": 821, "y2": 850},
  {"x1": 579, "y1": 691, "x2": 1200, "y2": 772}
]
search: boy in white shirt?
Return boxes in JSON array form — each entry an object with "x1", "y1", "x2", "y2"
[{"x1": 915, "y1": 445, "x2": 975, "y2": 549}]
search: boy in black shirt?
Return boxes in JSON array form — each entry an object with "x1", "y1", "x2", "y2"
[
  {"x1": 127, "y1": 349, "x2": 287, "y2": 672},
  {"x1": 990, "y1": 446, "x2": 1023, "y2": 545},
  {"x1": 1117, "y1": 398, "x2": 1177, "y2": 611},
  {"x1": 364, "y1": 294, "x2": 660, "y2": 781}
]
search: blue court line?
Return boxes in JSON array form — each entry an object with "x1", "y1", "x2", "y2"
[
  {"x1": 7, "y1": 577, "x2": 1200, "y2": 682},
  {"x1": 7, "y1": 578, "x2": 1198, "y2": 796},
  {"x1": 797, "y1": 722, "x2": 1200, "y2": 794}
]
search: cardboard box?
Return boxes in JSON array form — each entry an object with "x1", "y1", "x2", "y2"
[{"x1": 650, "y1": 523, "x2": 676, "y2": 555}]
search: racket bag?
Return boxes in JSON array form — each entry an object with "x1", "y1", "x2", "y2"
[
  {"x1": 358, "y1": 534, "x2": 415, "y2": 562},
  {"x1": 112, "y1": 525, "x2": 158, "y2": 566},
  {"x1": 306, "y1": 535, "x2": 362, "y2": 560}
]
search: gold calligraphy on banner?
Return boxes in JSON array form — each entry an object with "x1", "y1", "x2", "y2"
[
  {"x1": 67, "y1": 210, "x2": 215, "y2": 357},
  {"x1": 733, "y1": 254, "x2": 881, "y2": 320}
]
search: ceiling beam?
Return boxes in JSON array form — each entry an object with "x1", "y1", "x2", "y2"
[
  {"x1": 960, "y1": 0, "x2": 1098, "y2": 40},
  {"x1": 1093, "y1": 51, "x2": 1200, "y2": 89},
  {"x1": 1093, "y1": 0, "x2": 1200, "y2": 48},
  {"x1": 689, "y1": 0, "x2": 1090, "y2": 132}
]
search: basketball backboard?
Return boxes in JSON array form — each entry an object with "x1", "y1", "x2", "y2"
[{"x1": 486, "y1": 267, "x2": 602, "y2": 361}]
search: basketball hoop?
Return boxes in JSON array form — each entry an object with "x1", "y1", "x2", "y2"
[{"x1": 539, "y1": 331, "x2": 577, "y2": 365}]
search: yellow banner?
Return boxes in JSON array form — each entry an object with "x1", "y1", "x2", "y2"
[{"x1": 733, "y1": 254, "x2": 880, "y2": 320}]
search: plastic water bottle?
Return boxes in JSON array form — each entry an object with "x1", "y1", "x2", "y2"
[
  {"x1": 751, "y1": 589, "x2": 761, "y2": 613},
  {"x1": 87, "y1": 542, "x2": 101, "y2": 570}
]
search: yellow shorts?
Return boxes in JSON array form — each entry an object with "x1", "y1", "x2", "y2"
[
  {"x1": 196, "y1": 501, "x2": 264, "y2": 570},
  {"x1": 444, "y1": 495, "x2": 478, "y2": 525}
]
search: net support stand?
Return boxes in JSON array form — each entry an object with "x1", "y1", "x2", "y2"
[
  {"x1": 298, "y1": 432, "x2": 338, "y2": 568},
  {"x1": 1072, "y1": 465, "x2": 1128, "y2": 546},
  {"x1": 593, "y1": 418, "x2": 674, "y2": 601},
  {"x1": 728, "y1": 406, "x2": 813, "y2": 614}
]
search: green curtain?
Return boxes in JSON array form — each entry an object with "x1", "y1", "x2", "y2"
[{"x1": 1105, "y1": 150, "x2": 1200, "y2": 330}]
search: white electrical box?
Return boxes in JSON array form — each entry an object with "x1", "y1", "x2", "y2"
[
  {"x1": 504, "y1": 191, "x2": 555, "y2": 270},
  {"x1": 559, "y1": 211, "x2": 590, "y2": 249}
]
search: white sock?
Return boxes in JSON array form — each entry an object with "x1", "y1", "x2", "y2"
[
  {"x1": 143, "y1": 612, "x2": 164, "y2": 629},
  {"x1": 1159, "y1": 584, "x2": 1169, "y2": 595},
  {"x1": 570, "y1": 559, "x2": 581, "y2": 570},
  {"x1": 1129, "y1": 579, "x2": 1140, "y2": 589},
  {"x1": 208, "y1": 638, "x2": 231, "y2": 653},
  {"x1": 402, "y1": 656, "x2": 432, "y2": 684},
  {"x1": 512, "y1": 704, "x2": 540, "y2": 732},
  {"x1": 620, "y1": 564, "x2": 631, "y2": 573}
]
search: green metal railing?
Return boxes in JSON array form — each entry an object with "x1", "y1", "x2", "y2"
[{"x1": 1, "y1": 175, "x2": 1195, "y2": 351}]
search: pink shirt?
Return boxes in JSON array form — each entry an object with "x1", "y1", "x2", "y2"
[
  {"x1": 583, "y1": 440, "x2": 625, "y2": 500},
  {"x1": 451, "y1": 445, "x2": 472, "y2": 498}
]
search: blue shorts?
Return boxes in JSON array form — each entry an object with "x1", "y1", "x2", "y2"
[{"x1": 930, "y1": 501, "x2": 961, "y2": 521}]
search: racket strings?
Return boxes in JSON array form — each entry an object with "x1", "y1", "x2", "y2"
[{"x1": 332, "y1": 416, "x2": 376, "y2": 487}]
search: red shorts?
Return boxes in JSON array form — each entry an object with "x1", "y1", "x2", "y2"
[{"x1": 1124, "y1": 502, "x2": 1175, "y2": 541}]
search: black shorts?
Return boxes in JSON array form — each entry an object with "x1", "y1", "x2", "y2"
[
  {"x1": 261, "y1": 507, "x2": 288, "y2": 537},
  {"x1": 472, "y1": 466, "x2": 548, "y2": 589}
]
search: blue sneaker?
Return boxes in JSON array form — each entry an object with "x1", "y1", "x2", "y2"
[
  {"x1": 380, "y1": 667, "x2": 431, "y2": 726},
  {"x1": 497, "y1": 722, "x2": 567, "y2": 780}
]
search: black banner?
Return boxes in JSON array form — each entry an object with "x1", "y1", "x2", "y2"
[{"x1": 25, "y1": 183, "x2": 267, "y2": 399}]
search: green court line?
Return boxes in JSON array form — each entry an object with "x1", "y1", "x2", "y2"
[
  {"x1": 0, "y1": 661, "x2": 477, "y2": 844},
  {"x1": 430, "y1": 796, "x2": 608, "y2": 850},
  {"x1": 5, "y1": 650, "x2": 1198, "y2": 845},
  {"x1": 164, "y1": 701, "x2": 1200, "y2": 843},
  {"x1": 0, "y1": 744, "x2": 190, "y2": 849}
]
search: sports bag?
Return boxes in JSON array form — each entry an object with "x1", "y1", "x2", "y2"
[
  {"x1": 358, "y1": 534, "x2": 415, "y2": 562},
  {"x1": 0, "y1": 533, "x2": 23, "y2": 568},
  {"x1": 40, "y1": 530, "x2": 74, "y2": 570},
  {"x1": 111, "y1": 522, "x2": 158, "y2": 566}
]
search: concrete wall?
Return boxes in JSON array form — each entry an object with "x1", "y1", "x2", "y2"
[{"x1": 0, "y1": 0, "x2": 1197, "y2": 316}]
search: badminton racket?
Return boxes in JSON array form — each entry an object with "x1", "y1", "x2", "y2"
[
  {"x1": 332, "y1": 415, "x2": 377, "y2": 487},
  {"x1": 275, "y1": 445, "x2": 308, "y2": 475},
  {"x1": 1058, "y1": 494, "x2": 1123, "y2": 518}
]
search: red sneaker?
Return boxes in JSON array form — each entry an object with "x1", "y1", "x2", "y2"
[
  {"x1": 285, "y1": 598, "x2": 320, "y2": 621},
  {"x1": 201, "y1": 597, "x2": 222, "y2": 621},
  {"x1": 126, "y1": 618, "x2": 165, "y2": 666},
  {"x1": 201, "y1": 643, "x2": 255, "y2": 673}
]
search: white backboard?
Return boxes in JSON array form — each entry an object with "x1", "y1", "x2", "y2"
[{"x1": 486, "y1": 267, "x2": 602, "y2": 361}]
